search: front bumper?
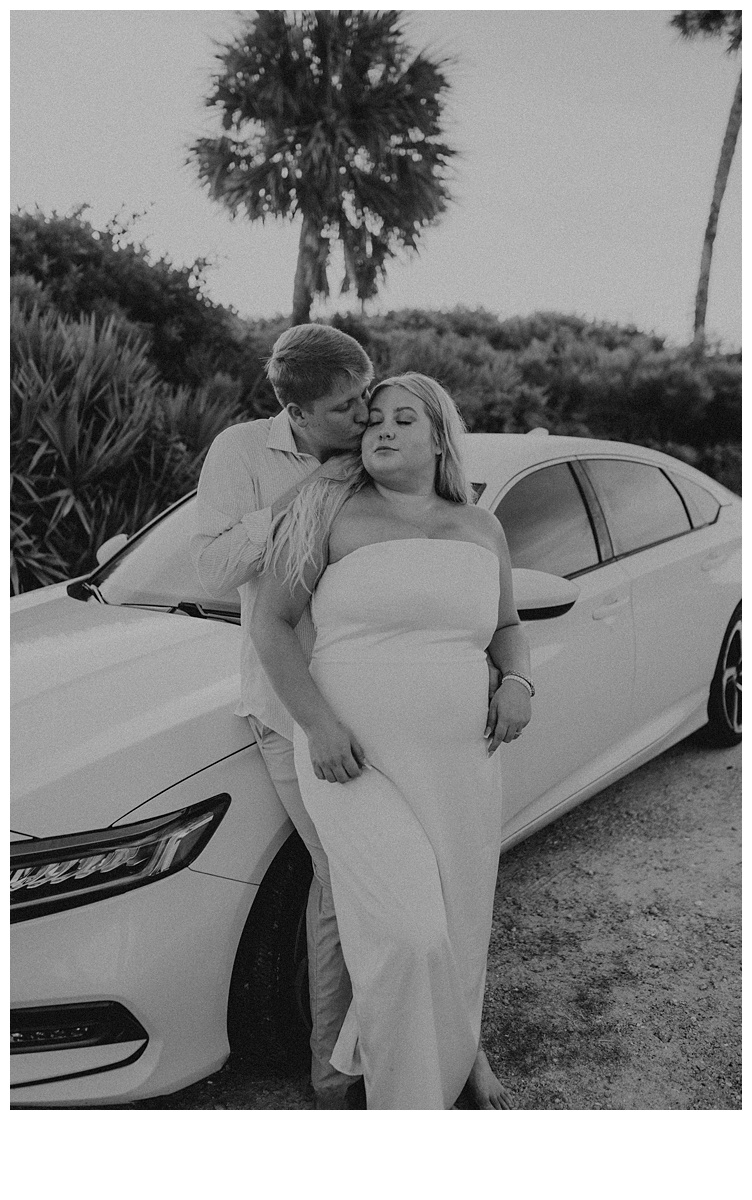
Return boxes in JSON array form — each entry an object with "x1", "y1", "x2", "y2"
[{"x1": 11, "y1": 863, "x2": 257, "y2": 1106}]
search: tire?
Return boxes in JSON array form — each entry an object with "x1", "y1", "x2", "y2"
[
  {"x1": 227, "y1": 832, "x2": 312, "y2": 1070},
  {"x1": 702, "y1": 603, "x2": 741, "y2": 747}
]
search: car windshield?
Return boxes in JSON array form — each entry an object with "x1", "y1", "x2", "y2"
[
  {"x1": 91, "y1": 494, "x2": 241, "y2": 620},
  {"x1": 84, "y1": 472, "x2": 490, "y2": 617}
]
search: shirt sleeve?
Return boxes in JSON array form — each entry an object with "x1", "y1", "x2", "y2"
[{"x1": 190, "y1": 427, "x2": 273, "y2": 597}]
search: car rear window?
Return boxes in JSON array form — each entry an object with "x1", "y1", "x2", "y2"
[
  {"x1": 583, "y1": 459, "x2": 691, "y2": 556},
  {"x1": 665, "y1": 471, "x2": 721, "y2": 529}
]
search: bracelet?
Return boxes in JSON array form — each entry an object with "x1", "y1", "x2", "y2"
[{"x1": 502, "y1": 671, "x2": 535, "y2": 697}]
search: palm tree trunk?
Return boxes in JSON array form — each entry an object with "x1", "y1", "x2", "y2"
[
  {"x1": 693, "y1": 70, "x2": 742, "y2": 353},
  {"x1": 291, "y1": 213, "x2": 319, "y2": 326}
]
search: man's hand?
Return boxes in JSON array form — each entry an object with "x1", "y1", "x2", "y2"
[
  {"x1": 484, "y1": 678, "x2": 532, "y2": 756},
  {"x1": 487, "y1": 656, "x2": 501, "y2": 701},
  {"x1": 307, "y1": 718, "x2": 366, "y2": 784},
  {"x1": 312, "y1": 453, "x2": 358, "y2": 482},
  {"x1": 270, "y1": 455, "x2": 356, "y2": 519}
]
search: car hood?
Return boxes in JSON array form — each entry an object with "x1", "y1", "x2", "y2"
[{"x1": 11, "y1": 593, "x2": 251, "y2": 837}]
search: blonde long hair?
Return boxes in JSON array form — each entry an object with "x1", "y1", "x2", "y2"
[{"x1": 260, "y1": 373, "x2": 473, "y2": 593}]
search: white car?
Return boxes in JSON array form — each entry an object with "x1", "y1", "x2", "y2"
[{"x1": 10, "y1": 432, "x2": 741, "y2": 1106}]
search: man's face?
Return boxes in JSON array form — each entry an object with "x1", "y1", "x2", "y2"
[{"x1": 291, "y1": 374, "x2": 372, "y2": 457}]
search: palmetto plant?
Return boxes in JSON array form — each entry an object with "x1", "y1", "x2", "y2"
[
  {"x1": 670, "y1": 10, "x2": 742, "y2": 351},
  {"x1": 189, "y1": 9, "x2": 456, "y2": 324},
  {"x1": 10, "y1": 301, "x2": 229, "y2": 593}
]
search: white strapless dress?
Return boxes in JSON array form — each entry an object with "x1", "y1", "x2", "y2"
[{"x1": 293, "y1": 539, "x2": 503, "y2": 1109}]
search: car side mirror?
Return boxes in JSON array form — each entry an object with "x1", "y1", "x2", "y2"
[
  {"x1": 512, "y1": 568, "x2": 580, "y2": 620},
  {"x1": 95, "y1": 533, "x2": 129, "y2": 566}
]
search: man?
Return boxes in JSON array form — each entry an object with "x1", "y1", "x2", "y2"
[{"x1": 190, "y1": 323, "x2": 373, "y2": 1108}]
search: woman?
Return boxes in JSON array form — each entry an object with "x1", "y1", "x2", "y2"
[{"x1": 251, "y1": 374, "x2": 532, "y2": 1109}]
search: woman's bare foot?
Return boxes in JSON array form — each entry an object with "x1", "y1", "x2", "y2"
[{"x1": 465, "y1": 1048, "x2": 513, "y2": 1109}]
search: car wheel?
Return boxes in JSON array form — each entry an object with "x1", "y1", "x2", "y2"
[
  {"x1": 227, "y1": 831, "x2": 312, "y2": 1069},
  {"x1": 702, "y1": 603, "x2": 741, "y2": 747}
]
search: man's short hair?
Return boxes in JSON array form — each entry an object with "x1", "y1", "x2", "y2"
[{"x1": 266, "y1": 324, "x2": 373, "y2": 410}]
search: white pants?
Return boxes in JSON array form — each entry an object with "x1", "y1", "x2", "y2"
[{"x1": 247, "y1": 716, "x2": 354, "y2": 1101}]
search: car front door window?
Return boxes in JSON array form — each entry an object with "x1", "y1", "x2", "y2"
[{"x1": 495, "y1": 462, "x2": 600, "y2": 577}]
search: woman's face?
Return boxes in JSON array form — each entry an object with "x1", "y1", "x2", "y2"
[{"x1": 361, "y1": 385, "x2": 439, "y2": 486}]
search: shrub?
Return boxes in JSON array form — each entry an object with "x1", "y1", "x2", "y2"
[
  {"x1": 695, "y1": 443, "x2": 741, "y2": 496},
  {"x1": 332, "y1": 307, "x2": 739, "y2": 443},
  {"x1": 11, "y1": 208, "x2": 244, "y2": 387},
  {"x1": 10, "y1": 299, "x2": 246, "y2": 593},
  {"x1": 11, "y1": 293, "x2": 740, "y2": 591}
]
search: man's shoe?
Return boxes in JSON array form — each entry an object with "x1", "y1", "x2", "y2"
[
  {"x1": 314, "y1": 1090, "x2": 348, "y2": 1110},
  {"x1": 345, "y1": 1077, "x2": 367, "y2": 1109},
  {"x1": 314, "y1": 1076, "x2": 366, "y2": 1109}
]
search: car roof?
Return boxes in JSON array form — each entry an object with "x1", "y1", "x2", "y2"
[{"x1": 462, "y1": 431, "x2": 733, "y2": 498}]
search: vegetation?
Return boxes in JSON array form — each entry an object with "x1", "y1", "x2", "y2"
[
  {"x1": 10, "y1": 287, "x2": 247, "y2": 593},
  {"x1": 670, "y1": 10, "x2": 742, "y2": 351},
  {"x1": 10, "y1": 210, "x2": 740, "y2": 594},
  {"x1": 189, "y1": 10, "x2": 455, "y2": 325},
  {"x1": 331, "y1": 308, "x2": 741, "y2": 484},
  {"x1": 10, "y1": 207, "x2": 243, "y2": 387}
]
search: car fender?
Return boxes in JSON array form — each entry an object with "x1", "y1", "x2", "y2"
[
  {"x1": 112, "y1": 742, "x2": 293, "y2": 887},
  {"x1": 709, "y1": 543, "x2": 741, "y2": 597}
]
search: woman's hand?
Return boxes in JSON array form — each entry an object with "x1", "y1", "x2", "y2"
[
  {"x1": 307, "y1": 719, "x2": 366, "y2": 784},
  {"x1": 484, "y1": 678, "x2": 532, "y2": 756}
]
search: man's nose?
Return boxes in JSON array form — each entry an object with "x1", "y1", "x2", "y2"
[{"x1": 353, "y1": 399, "x2": 370, "y2": 424}]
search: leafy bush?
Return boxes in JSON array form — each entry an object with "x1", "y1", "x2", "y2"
[
  {"x1": 10, "y1": 270, "x2": 740, "y2": 593},
  {"x1": 11, "y1": 208, "x2": 244, "y2": 387},
  {"x1": 369, "y1": 326, "x2": 549, "y2": 432},
  {"x1": 332, "y1": 307, "x2": 740, "y2": 493},
  {"x1": 10, "y1": 298, "x2": 246, "y2": 593}
]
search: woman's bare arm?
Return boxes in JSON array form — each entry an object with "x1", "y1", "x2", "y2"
[
  {"x1": 250, "y1": 540, "x2": 366, "y2": 784},
  {"x1": 478, "y1": 515, "x2": 533, "y2": 754}
]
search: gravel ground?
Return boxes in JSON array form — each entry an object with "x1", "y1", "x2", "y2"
[{"x1": 120, "y1": 732, "x2": 741, "y2": 1111}]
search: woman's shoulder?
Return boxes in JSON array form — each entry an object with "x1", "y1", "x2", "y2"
[
  {"x1": 454, "y1": 502, "x2": 505, "y2": 550},
  {"x1": 327, "y1": 485, "x2": 378, "y2": 560},
  {"x1": 332, "y1": 483, "x2": 375, "y2": 523}
]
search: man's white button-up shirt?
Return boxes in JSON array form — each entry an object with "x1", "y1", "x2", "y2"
[{"x1": 190, "y1": 408, "x2": 319, "y2": 741}]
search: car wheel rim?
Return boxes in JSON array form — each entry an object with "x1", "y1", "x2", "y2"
[{"x1": 721, "y1": 619, "x2": 742, "y2": 734}]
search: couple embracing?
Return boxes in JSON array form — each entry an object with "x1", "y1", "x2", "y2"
[{"x1": 191, "y1": 324, "x2": 533, "y2": 1110}]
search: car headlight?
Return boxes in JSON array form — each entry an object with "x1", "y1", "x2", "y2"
[{"x1": 10, "y1": 794, "x2": 230, "y2": 923}]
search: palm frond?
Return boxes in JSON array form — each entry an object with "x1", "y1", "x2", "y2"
[{"x1": 670, "y1": 10, "x2": 741, "y2": 53}]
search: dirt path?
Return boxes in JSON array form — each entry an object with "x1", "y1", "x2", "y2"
[{"x1": 124, "y1": 733, "x2": 741, "y2": 1110}]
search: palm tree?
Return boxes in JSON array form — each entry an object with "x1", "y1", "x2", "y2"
[
  {"x1": 189, "y1": 10, "x2": 456, "y2": 326},
  {"x1": 670, "y1": 11, "x2": 742, "y2": 352}
]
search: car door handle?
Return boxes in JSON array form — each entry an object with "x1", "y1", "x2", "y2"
[
  {"x1": 592, "y1": 596, "x2": 630, "y2": 620},
  {"x1": 700, "y1": 549, "x2": 727, "y2": 572}
]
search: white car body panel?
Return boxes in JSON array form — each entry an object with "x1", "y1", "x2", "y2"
[
  {"x1": 619, "y1": 513, "x2": 740, "y2": 725},
  {"x1": 499, "y1": 558, "x2": 635, "y2": 832},
  {"x1": 10, "y1": 431, "x2": 741, "y2": 1105},
  {"x1": 11, "y1": 867, "x2": 253, "y2": 1101},
  {"x1": 11, "y1": 596, "x2": 250, "y2": 836},
  {"x1": 113, "y1": 745, "x2": 292, "y2": 888}
]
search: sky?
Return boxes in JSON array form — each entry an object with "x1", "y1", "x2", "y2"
[{"x1": 9, "y1": 5, "x2": 742, "y2": 350}]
